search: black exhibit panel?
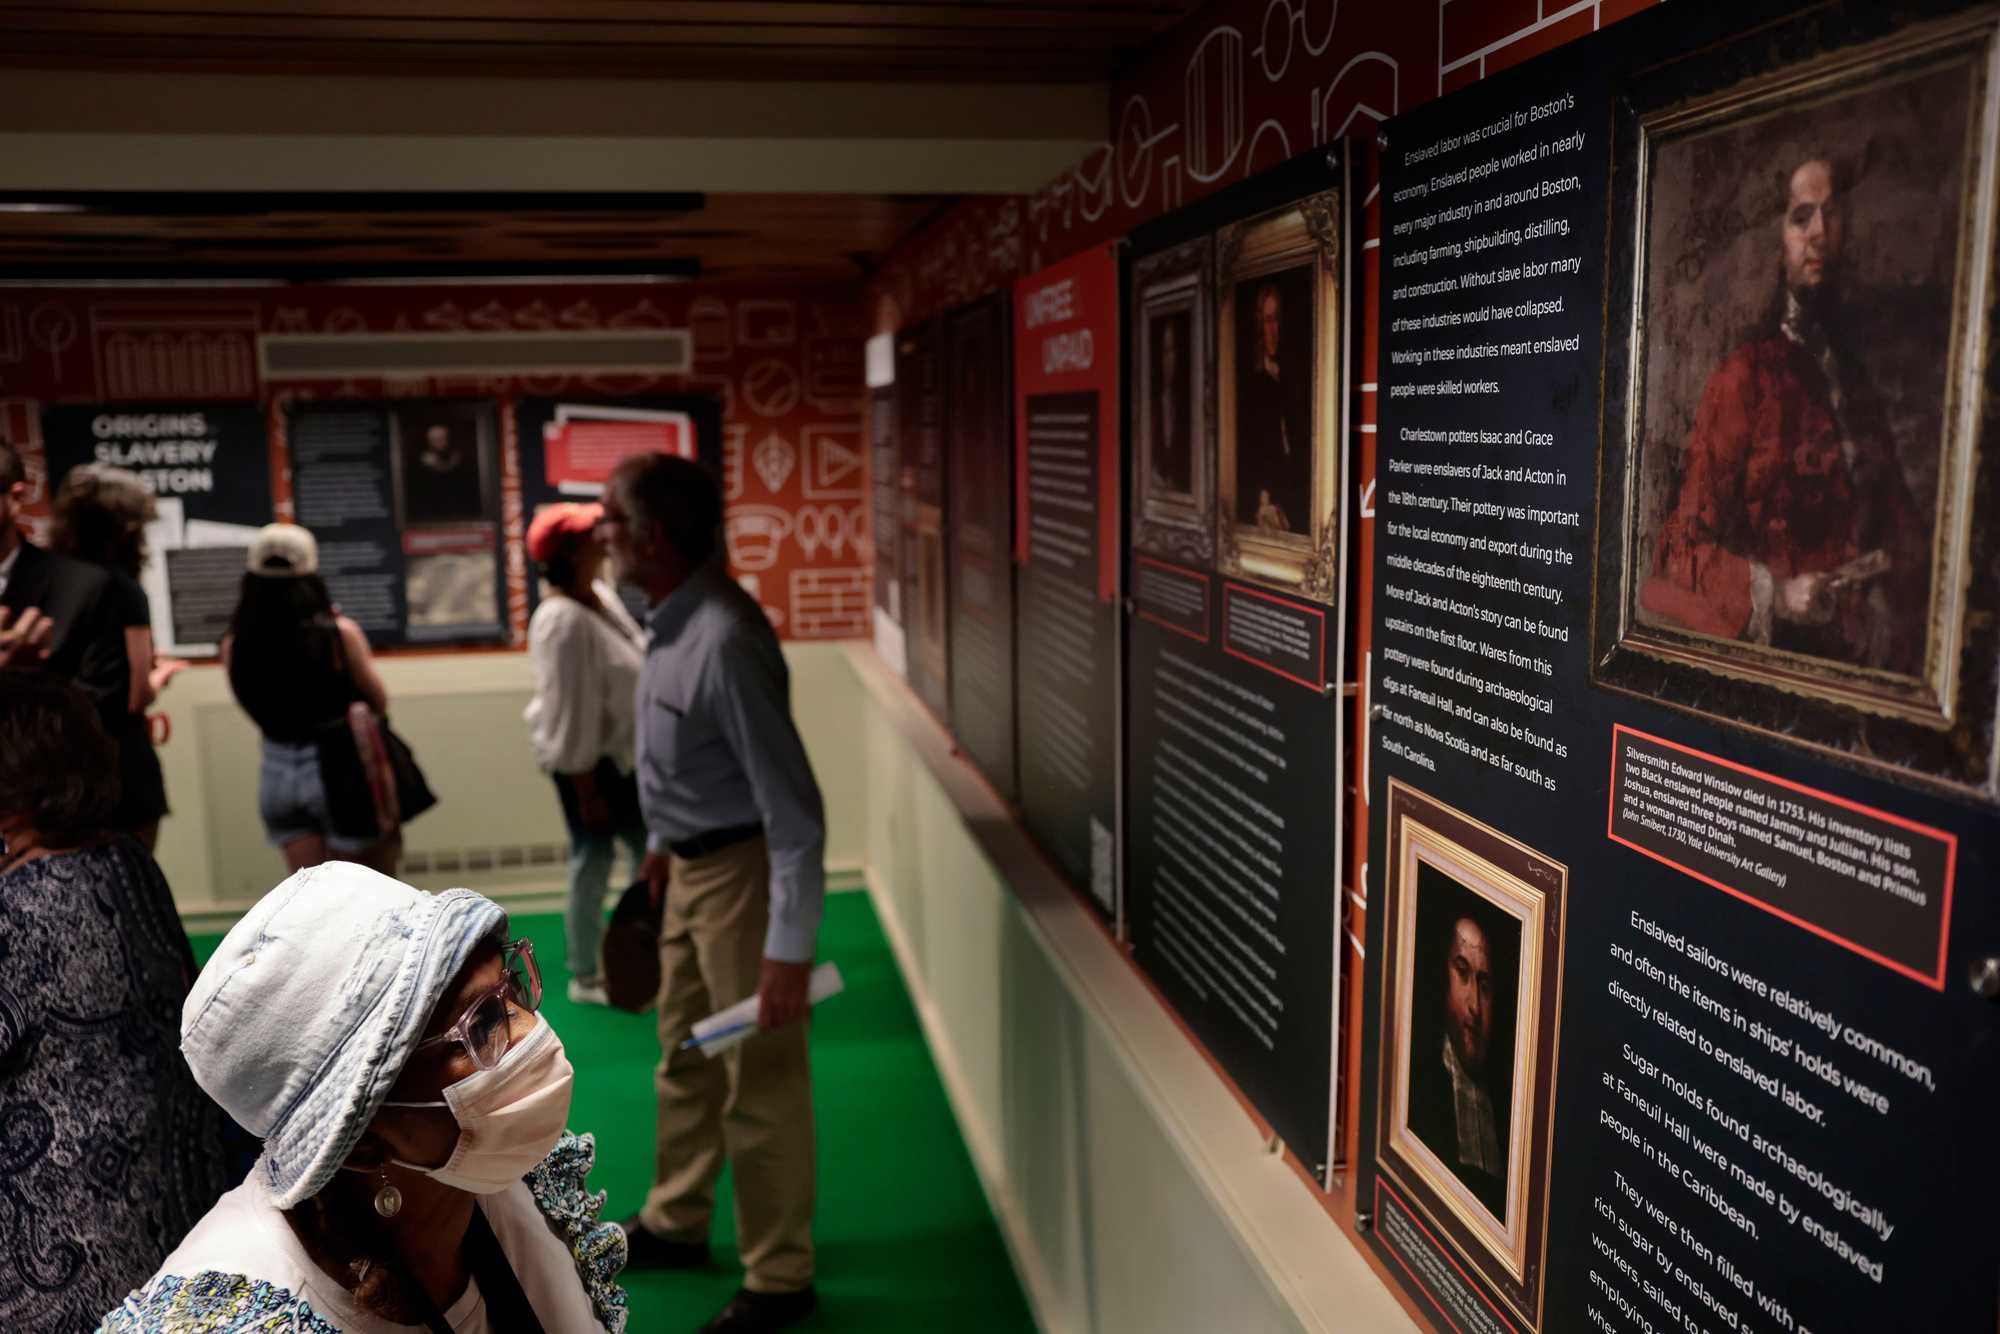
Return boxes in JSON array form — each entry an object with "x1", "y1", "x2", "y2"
[
  {"x1": 870, "y1": 384, "x2": 901, "y2": 638},
  {"x1": 40, "y1": 401, "x2": 272, "y2": 655},
  {"x1": 1359, "y1": 4, "x2": 2000, "y2": 1331},
  {"x1": 1013, "y1": 245, "x2": 1122, "y2": 917},
  {"x1": 944, "y1": 292, "x2": 1018, "y2": 801},
  {"x1": 895, "y1": 319, "x2": 951, "y2": 725},
  {"x1": 287, "y1": 398, "x2": 507, "y2": 648},
  {"x1": 1124, "y1": 147, "x2": 1352, "y2": 1181},
  {"x1": 513, "y1": 393, "x2": 722, "y2": 621}
]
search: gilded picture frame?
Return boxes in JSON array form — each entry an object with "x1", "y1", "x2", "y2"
[
  {"x1": 1215, "y1": 190, "x2": 1346, "y2": 603},
  {"x1": 1131, "y1": 235, "x2": 1215, "y2": 565},
  {"x1": 1377, "y1": 781, "x2": 1566, "y2": 1331},
  {"x1": 1592, "y1": 9, "x2": 2000, "y2": 797}
]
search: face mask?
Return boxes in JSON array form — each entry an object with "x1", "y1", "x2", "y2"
[{"x1": 382, "y1": 1013, "x2": 574, "y2": 1194}]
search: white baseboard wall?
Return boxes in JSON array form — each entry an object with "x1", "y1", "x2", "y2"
[
  {"x1": 845, "y1": 645, "x2": 1415, "y2": 1334},
  {"x1": 180, "y1": 864, "x2": 868, "y2": 939},
  {"x1": 864, "y1": 864, "x2": 1073, "y2": 1334}
]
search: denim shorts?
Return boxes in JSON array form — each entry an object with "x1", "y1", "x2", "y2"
[{"x1": 259, "y1": 739, "x2": 376, "y2": 853}]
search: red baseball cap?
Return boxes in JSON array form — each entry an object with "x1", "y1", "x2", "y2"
[{"x1": 526, "y1": 502, "x2": 603, "y2": 564}]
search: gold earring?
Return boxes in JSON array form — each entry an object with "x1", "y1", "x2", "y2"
[{"x1": 373, "y1": 1170, "x2": 403, "y2": 1219}]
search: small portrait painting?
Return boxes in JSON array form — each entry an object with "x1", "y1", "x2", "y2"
[
  {"x1": 1230, "y1": 265, "x2": 1314, "y2": 533},
  {"x1": 394, "y1": 403, "x2": 495, "y2": 526},
  {"x1": 1378, "y1": 781, "x2": 1565, "y2": 1330},
  {"x1": 1131, "y1": 236, "x2": 1214, "y2": 566},
  {"x1": 1150, "y1": 310, "x2": 1194, "y2": 494},
  {"x1": 1404, "y1": 862, "x2": 1522, "y2": 1222},
  {"x1": 1595, "y1": 11, "x2": 2000, "y2": 795},
  {"x1": 1214, "y1": 191, "x2": 1347, "y2": 602}
]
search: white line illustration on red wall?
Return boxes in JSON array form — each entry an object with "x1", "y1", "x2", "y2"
[
  {"x1": 751, "y1": 432, "x2": 797, "y2": 494},
  {"x1": 725, "y1": 504, "x2": 793, "y2": 572},
  {"x1": 742, "y1": 358, "x2": 802, "y2": 418},
  {"x1": 689, "y1": 297, "x2": 732, "y2": 363},
  {"x1": 800, "y1": 424, "x2": 865, "y2": 499},
  {"x1": 789, "y1": 567, "x2": 869, "y2": 638},
  {"x1": 737, "y1": 300, "x2": 799, "y2": 349}
]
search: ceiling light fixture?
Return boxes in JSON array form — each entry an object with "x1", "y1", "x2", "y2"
[{"x1": 0, "y1": 191, "x2": 705, "y2": 218}]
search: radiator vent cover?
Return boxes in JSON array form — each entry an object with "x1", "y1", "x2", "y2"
[
  {"x1": 404, "y1": 842, "x2": 568, "y2": 878},
  {"x1": 259, "y1": 328, "x2": 691, "y2": 380}
]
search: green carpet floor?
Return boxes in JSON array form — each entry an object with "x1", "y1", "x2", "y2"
[{"x1": 192, "y1": 890, "x2": 1036, "y2": 1333}]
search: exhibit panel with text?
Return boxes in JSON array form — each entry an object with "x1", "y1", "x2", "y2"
[
  {"x1": 1359, "y1": 3, "x2": 2000, "y2": 1329},
  {"x1": 1014, "y1": 246, "x2": 1122, "y2": 918},
  {"x1": 513, "y1": 394, "x2": 721, "y2": 623},
  {"x1": 40, "y1": 402, "x2": 273, "y2": 656},
  {"x1": 287, "y1": 397, "x2": 509, "y2": 649},
  {"x1": 1123, "y1": 149, "x2": 1353, "y2": 1181},
  {"x1": 895, "y1": 321, "x2": 951, "y2": 728},
  {"x1": 945, "y1": 292, "x2": 1019, "y2": 803}
]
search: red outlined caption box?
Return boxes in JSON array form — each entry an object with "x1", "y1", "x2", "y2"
[
  {"x1": 1133, "y1": 555, "x2": 1210, "y2": 643},
  {"x1": 543, "y1": 410, "x2": 692, "y2": 491},
  {"x1": 1373, "y1": 1179, "x2": 1520, "y2": 1334},
  {"x1": 1221, "y1": 582, "x2": 1326, "y2": 692},
  {"x1": 1607, "y1": 725, "x2": 1957, "y2": 990}
]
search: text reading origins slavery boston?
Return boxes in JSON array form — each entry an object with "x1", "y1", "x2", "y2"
[{"x1": 89, "y1": 413, "x2": 223, "y2": 496}]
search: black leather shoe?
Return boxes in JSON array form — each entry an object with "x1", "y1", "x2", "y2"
[
  {"x1": 618, "y1": 1215, "x2": 711, "y2": 1270},
  {"x1": 698, "y1": 1286, "x2": 818, "y2": 1333}
]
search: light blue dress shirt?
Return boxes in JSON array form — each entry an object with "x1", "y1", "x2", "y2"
[{"x1": 635, "y1": 562, "x2": 827, "y2": 963}]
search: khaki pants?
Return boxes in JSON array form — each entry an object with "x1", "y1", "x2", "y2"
[{"x1": 641, "y1": 835, "x2": 816, "y2": 1292}]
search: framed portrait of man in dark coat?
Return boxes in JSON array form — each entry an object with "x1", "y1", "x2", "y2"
[
  {"x1": 1131, "y1": 236, "x2": 1214, "y2": 566},
  {"x1": 1214, "y1": 186, "x2": 1349, "y2": 604},
  {"x1": 1376, "y1": 781, "x2": 1566, "y2": 1332}
]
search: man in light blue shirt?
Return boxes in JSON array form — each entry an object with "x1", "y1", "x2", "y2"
[{"x1": 601, "y1": 452, "x2": 823, "y2": 1334}]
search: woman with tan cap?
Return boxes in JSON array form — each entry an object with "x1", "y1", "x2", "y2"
[
  {"x1": 99, "y1": 863, "x2": 629, "y2": 1331},
  {"x1": 223, "y1": 524, "x2": 399, "y2": 874}
]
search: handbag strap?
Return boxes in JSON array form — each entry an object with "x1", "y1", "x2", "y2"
[
  {"x1": 401, "y1": 1208, "x2": 545, "y2": 1334},
  {"x1": 467, "y1": 1205, "x2": 546, "y2": 1334}
]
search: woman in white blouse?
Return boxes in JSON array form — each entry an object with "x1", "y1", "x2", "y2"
[{"x1": 523, "y1": 503, "x2": 648, "y2": 1006}]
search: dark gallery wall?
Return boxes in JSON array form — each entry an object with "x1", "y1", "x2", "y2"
[
  {"x1": 865, "y1": 0, "x2": 1664, "y2": 1231},
  {"x1": 0, "y1": 279, "x2": 869, "y2": 643},
  {"x1": 870, "y1": 1, "x2": 2000, "y2": 1330}
]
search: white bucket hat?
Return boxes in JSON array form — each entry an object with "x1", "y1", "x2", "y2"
[{"x1": 181, "y1": 862, "x2": 506, "y2": 1209}]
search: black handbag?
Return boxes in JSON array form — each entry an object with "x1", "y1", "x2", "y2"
[
  {"x1": 602, "y1": 878, "x2": 662, "y2": 1012},
  {"x1": 316, "y1": 706, "x2": 438, "y2": 842},
  {"x1": 382, "y1": 721, "x2": 438, "y2": 824}
]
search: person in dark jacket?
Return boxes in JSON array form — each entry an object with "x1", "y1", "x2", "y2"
[
  {"x1": 0, "y1": 440, "x2": 128, "y2": 724},
  {"x1": 50, "y1": 464, "x2": 186, "y2": 850}
]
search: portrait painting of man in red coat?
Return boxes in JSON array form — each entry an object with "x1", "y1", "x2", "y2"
[
  {"x1": 1638, "y1": 154, "x2": 1933, "y2": 676},
  {"x1": 1600, "y1": 16, "x2": 2000, "y2": 793}
]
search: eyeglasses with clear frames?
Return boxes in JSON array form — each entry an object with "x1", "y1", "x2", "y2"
[{"x1": 411, "y1": 938, "x2": 542, "y2": 1072}]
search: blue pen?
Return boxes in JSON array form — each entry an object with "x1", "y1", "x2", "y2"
[{"x1": 679, "y1": 1020, "x2": 756, "y2": 1052}]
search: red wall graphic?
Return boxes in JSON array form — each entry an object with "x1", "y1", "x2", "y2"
[
  {"x1": 0, "y1": 280, "x2": 867, "y2": 644},
  {"x1": 869, "y1": 0, "x2": 1659, "y2": 330}
]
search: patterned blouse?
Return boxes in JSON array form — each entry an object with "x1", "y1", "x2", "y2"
[
  {"x1": 0, "y1": 839, "x2": 231, "y2": 1331},
  {"x1": 97, "y1": 1132, "x2": 629, "y2": 1332}
]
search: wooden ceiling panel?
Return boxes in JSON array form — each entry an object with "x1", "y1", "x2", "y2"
[
  {"x1": 0, "y1": 191, "x2": 955, "y2": 284},
  {"x1": 0, "y1": 0, "x2": 1193, "y2": 79}
]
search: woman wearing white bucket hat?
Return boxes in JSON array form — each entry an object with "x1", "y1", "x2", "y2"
[{"x1": 99, "y1": 863, "x2": 628, "y2": 1333}]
